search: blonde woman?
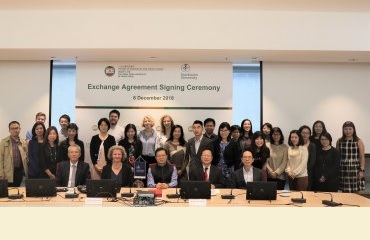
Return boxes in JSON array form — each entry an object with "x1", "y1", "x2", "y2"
[
  {"x1": 138, "y1": 115, "x2": 158, "y2": 165},
  {"x1": 156, "y1": 114, "x2": 174, "y2": 149}
]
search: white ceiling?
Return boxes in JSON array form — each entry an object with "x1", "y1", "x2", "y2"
[
  {"x1": 1, "y1": 0, "x2": 370, "y2": 12},
  {"x1": 1, "y1": 0, "x2": 370, "y2": 63}
]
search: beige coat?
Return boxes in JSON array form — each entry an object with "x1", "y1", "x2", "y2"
[{"x1": 0, "y1": 136, "x2": 28, "y2": 183}]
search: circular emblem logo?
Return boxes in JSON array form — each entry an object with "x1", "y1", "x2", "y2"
[
  {"x1": 181, "y1": 64, "x2": 190, "y2": 72},
  {"x1": 104, "y1": 66, "x2": 115, "y2": 77}
]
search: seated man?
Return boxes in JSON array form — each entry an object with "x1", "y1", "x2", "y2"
[
  {"x1": 229, "y1": 149, "x2": 264, "y2": 189},
  {"x1": 147, "y1": 148, "x2": 178, "y2": 189},
  {"x1": 56, "y1": 145, "x2": 91, "y2": 187},
  {"x1": 188, "y1": 148, "x2": 224, "y2": 189}
]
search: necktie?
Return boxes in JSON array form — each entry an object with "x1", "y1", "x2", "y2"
[
  {"x1": 70, "y1": 165, "x2": 77, "y2": 187},
  {"x1": 204, "y1": 167, "x2": 209, "y2": 181}
]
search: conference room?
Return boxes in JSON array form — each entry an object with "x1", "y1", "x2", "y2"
[{"x1": 1, "y1": 1, "x2": 370, "y2": 240}]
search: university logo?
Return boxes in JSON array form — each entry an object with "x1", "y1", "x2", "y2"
[
  {"x1": 104, "y1": 66, "x2": 115, "y2": 77},
  {"x1": 181, "y1": 64, "x2": 190, "y2": 72}
]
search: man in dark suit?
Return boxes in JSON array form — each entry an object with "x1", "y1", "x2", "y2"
[
  {"x1": 229, "y1": 149, "x2": 264, "y2": 189},
  {"x1": 189, "y1": 148, "x2": 224, "y2": 189},
  {"x1": 56, "y1": 145, "x2": 91, "y2": 187},
  {"x1": 185, "y1": 120, "x2": 214, "y2": 171}
]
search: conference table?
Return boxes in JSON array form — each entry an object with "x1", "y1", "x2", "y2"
[{"x1": 1, "y1": 188, "x2": 370, "y2": 207}]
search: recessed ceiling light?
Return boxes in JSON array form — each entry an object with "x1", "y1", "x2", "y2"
[{"x1": 348, "y1": 58, "x2": 358, "y2": 62}]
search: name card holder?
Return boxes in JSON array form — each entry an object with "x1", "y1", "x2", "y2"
[
  {"x1": 188, "y1": 199, "x2": 207, "y2": 207},
  {"x1": 85, "y1": 198, "x2": 103, "y2": 206}
]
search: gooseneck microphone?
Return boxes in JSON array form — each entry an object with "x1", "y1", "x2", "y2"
[
  {"x1": 221, "y1": 188, "x2": 235, "y2": 199},
  {"x1": 65, "y1": 187, "x2": 79, "y2": 198},
  {"x1": 8, "y1": 188, "x2": 23, "y2": 199},
  {"x1": 321, "y1": 192, "x2": 341, "y2": 207},
  {"x1": 291, "y1": 191, "x2": 306, "y2": 203},
  {"x1": 121, "y1": 185, "x2": 134, "y2": 198},
  {"x1": 166, "y1": 187, "x2": 180, "y2": 199}
]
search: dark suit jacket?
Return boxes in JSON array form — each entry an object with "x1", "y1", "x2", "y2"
[
  {"x1": 57, "y1": 138, "x2": 85, "y2": 162},
  {"x1": 213, "y1": 140, "x2": 241, "y2": 169},
  {"x1": 56, "y1": 161, "x2": 91, "y2": 187},
  {"x1": 185, "y1": 136, "x2": 214, "y2": 167},
  {"x1": 189, "y1": 165, "x2": 225, "y2": 188},
  {"x1": 101, "y1": 163, "x2": 134, "y2": 187},
  {"x1": 229, "y1": 167, "x2": 264, "y2": 189}
]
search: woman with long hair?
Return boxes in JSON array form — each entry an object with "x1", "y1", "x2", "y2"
[
  {"x1": 164, "y1": 124, "x2": 188, "y2": 181},
  {"x1": 118, "y1": 123, "x2": 143, "y2": 169},
  {"x1": 285, "y1": 130, "x2": 308, "y2": 191},
  {"x1": 336, "y1": 121, "x2": 365, "y2": 192}
]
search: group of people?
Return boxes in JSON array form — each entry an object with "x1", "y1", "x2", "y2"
[{"x1": 0, "y1": 110, "x2": 366, "y2": 194}]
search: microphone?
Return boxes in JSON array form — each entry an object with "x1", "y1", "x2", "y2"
[
  {"x1": 121, "y1": 185, "x2": 134, "y2": 198},
  {"x1": 321, "y1": 192, "x2": 341, "y2": 207},
  {"x1": 166, "y1": 187, "x2": 180, "y2": 199},
  {"x1": 8, "y1": 188, "x2": 23, "y2": 199},
  {"x1": 291, "y1": 191, "x2": 306, "y2": 203},
  {"x1": 65, "y1": 187, "x2": 79, "y2": 198},
  {"x1": 221, "y1": 188, "x2": 235, "y2": 199}
]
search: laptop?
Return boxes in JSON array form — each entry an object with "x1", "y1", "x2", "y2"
[
  {"x1": 25, "y1": 179, "x2": 57, "y2": 197},
  {"x1": 0, "y1": 179, "x2": 8, "y2": 198},
  {"x1": 180, "y1": 181, "x2": 211, "y2": 199},
  {"x1": 86, "y1": 179, "x2": 118, "y2": 198},
  {"x1": 246, "y1": 181, "x2": 277, "y2": 201}
]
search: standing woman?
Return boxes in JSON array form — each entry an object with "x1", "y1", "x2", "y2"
[
  {"x1": 266, "y1": 127, "x2": 288, "y2": 190},
  {"x1": 164, "y1": 125, "x2": 188, "y2": 181},
  {"x1": 28, "y1": 122, "x2": 46, "y2": 179},
  {"x1": 118, "y1": 124, "x2": 142, "y2": 169},
  {"x1": 90, "y1": 118, "x2": 116, "y2": 177},
  {"x1": 314, "y1": 132, "x2": 340, "y2": 192},
  {"x1": 261, "y1": 122, "x2": 273, "y2": 148},
  {"x1": 214, "y1": 122, "x2": 241, "y2": 181},
  {"x1": 250, "y1": 131, "x2": 270, "y2": 180},
  {"x1": 239, "y1": 119, "x2": 253, "y2": 152},
  {"x1": 298, "y1": 125, "x2": 316, "y2": 191},
  {"x1": 156, "y1": 115, "x2": 174, "y2": 149},
  {"x1": 58, "y1": 123, "x2": 85, "y2": 162},
  {"x1": 102, "y1": 145, "x2": 133, "y2": 188},
  {"x1": 285, "y1": 130, "x2": 308, "y2": 191},
  {"x1": 336, "y1": 121, "x2": 365, "y2": 193},
  {"x1": 230, "y1": 125, "x2": 241, "y2": 142},
  {"x1": 311, "y1": 120, "x2": 327, "y2": 149},
  {"x1": 138, "y1": 115, "x2": 158, "y2": 166},
  {"x1": 39, "y1": 126, "x2": 59, "y2": 179}
]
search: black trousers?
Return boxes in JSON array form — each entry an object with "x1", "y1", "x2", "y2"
[{"x1": 8, "y1": 166, "x2": 24, "y2": 187}]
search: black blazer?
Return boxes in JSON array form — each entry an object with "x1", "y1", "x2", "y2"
[
  {"x1": 189, "y1": 165, "x2": 225, "y2": 188},
  {"x1": 313, "y1": 147, "x2": 339, "y2": 192},
  {"x1": 58, "y1": 138, "x2": 85, "y2": 162},
  {"x1": 229, "y1": 167, "x2": 264, "y2": 189},
  {"x1": 101, "y1": 163, "x2": 134, "y2": 187},
  {"x1": 89, "y1": 134, "x2": 116, "y2": 165},
  {"x1": 56, "y1": 161, "x2": 91, "y2": 187},
  {"x1": 185, "y1": 136, "x2": 214, "y2": 167},
  {"x1": 213, "y1": 140, "x2": 241, "y2": 169}
]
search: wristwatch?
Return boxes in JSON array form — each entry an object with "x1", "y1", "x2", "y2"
[{"x1": 359, "y1": 168, "x2": 365, "y2": 172}]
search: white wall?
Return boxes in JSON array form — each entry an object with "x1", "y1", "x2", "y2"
[
  {"x1": 263, "y1": 62, "x2": 370, "y2": 148},
  {"x1": 0, "y1": 61, "x2": 50, "y2": 138},
  {"x1": 0, "y1": 10, "x2": 369, "y2": 51}
]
